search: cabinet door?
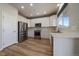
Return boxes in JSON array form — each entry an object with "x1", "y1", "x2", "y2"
[
  {"x1": 50, "y1": 15, "x2": 57, "y2": 26},
  {"x1": 2, "y1": 11, "x2": 17, "y2": 48},
  {"x1": 42, "y1": 18, "x2": 49, "y2": 27}
]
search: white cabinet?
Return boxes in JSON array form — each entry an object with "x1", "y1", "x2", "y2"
[
  {"x1": 28, "y1": 20, "x2": 31, "y2": 27},
  {"x1": 30, "y1": 15, "x2": 57, "y2": 27},
  {"x1": 49, "y1": 15, "x2": 57, "y2": 26},
  {"x1": 30, "y1": 20, "x2": 35, "y2": 27},
  {"x1": 41, "y1": 17, "x2": 49, "y2": 27},
  {"x1": 18, "y1": 15, "x2": 31, "y2": 27},
  {"x1": 52, "y1": 33, "x2": 79, "y2": 56},
  {"x1": 30, "y1": 17, "x2": 49, "y2": 27}
]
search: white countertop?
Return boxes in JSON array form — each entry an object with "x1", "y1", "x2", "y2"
[{"x1": 51, "y1": 32, "x2": 79, "y2": 38}]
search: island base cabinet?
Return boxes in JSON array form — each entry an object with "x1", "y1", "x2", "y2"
[{"x1": 53, "y1": 37, "x2": 79, "y2": 56}]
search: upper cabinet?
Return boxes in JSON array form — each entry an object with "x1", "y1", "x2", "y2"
[
  {"x1": 49, "y1": 15, "x2": 57, "y2": 26},
  {"x1": 18, "y1": 15, "x2": 31, "y2": 27},
  {"x1": 30, "y1": 15, "x2": 57, "y2": 27},
  {"x1": 41, "y1": 17, "x2": 49, "y2": 27},
  {"x1": 30, "y1": 17, "x2": 50, "y2": 27}
]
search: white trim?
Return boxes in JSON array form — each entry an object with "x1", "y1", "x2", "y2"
[
  {"x1": 0, "y1": 41, "x2": 18, "y2": 51},
  {"x1": 57, "y1": 3, "x2": 64, "y2": 15},
  {"x1": 15, "y1": 41, "x2": 18, "y2": 43}
]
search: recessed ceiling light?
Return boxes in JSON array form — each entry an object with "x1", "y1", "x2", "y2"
[
  {"x1": 44, "y1": 11, "x2": 46, "y2": 14},
  {"x1": 21, "y1": 6, "x2": 24, "y2": 9},
  {"x1": 31, "y1": 14, "x2": 32, "y2": 16},
  {"x1": 30, "y1": 3, "x2": 33, "y2": 6},
  {"x1": 57, "y1": 4, "x2": 60, "y2": 7},
  {"x1": 37, "y1": 13, "x2": 39, "y2": 15}
]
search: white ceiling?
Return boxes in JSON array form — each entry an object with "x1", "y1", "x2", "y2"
[{"x1": 10, "y1": 3, "x2": 59, "y2": 19}]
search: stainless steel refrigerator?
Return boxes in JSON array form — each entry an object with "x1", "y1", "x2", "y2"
[{"x1": 18, "y1": 21, "x2": 28, "y2": 43}]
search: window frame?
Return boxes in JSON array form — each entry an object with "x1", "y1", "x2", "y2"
[{"x1": 58, "y1": 15, "x2": 70, "y2": 28}]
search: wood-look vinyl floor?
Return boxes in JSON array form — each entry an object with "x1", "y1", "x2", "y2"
[{"x1": 0, "y1": 38, "x2": 53, "y2": 56}]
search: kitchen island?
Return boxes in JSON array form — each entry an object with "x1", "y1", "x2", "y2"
[{"x1": 51, "y1": 32, "x2": 79, "y2": 56}]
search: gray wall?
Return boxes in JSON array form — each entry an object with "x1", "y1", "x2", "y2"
[
  {"x1": 68, "y1": 3, "x2": 79, "y2": 32},
  {"x1": 58, "y1": 3, "x2": 79, "y2": 33},
  {"x1": 54, "y1": 3, "x2": 79, "y2": 56}
]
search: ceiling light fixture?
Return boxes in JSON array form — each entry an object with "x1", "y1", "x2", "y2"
[
  {"x1": 44, "y1": 11, "x2": 46, "y2": 14},
  {"x1": 31, "y1": 14, "x2": 32, "y2": 16},
  {"x1": 30, "y1": 3, "x2": 33, "y2": 6},
  {"x1": 57, "y1": 4, "x2": 60, "y2": 7},
  {"x1": 21, "y1": 5, "x2": 24, "y2": 9},
  {"x1": 37, "y1": 13, "x2": 39, "y2": 15}
]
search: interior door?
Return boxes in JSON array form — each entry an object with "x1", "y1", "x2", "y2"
[{"x1": 2, "y1": 12, "x2": 17, "y2": 48}]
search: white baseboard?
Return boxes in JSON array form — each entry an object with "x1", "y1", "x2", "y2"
[
  {"x1": 15, "y1": 41, "x2": 18, "y2": 43},
  {"x1": 0, "y1": 41, "x2": 18, "y2": 51}
]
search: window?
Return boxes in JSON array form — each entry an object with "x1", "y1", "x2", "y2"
[
  {"x1": 58, "y1": 16, "x2": 63, "y2": 26},
  {"x1": 63, "y1": 16, "x2": 69, "y2": 27},
  {"x1": 58, "y1": 16, "x2": 69, "y2": 27}
]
